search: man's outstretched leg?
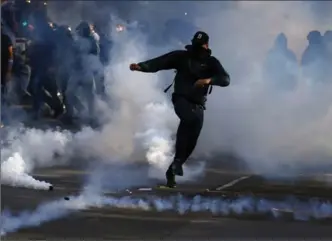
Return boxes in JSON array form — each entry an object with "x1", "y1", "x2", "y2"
[
  {"x1": 166, "y1": 100, "x2": 204, "y2": 188},
  {"x1": 166, "y1": 120, "x2": 188, "y2": 187}
]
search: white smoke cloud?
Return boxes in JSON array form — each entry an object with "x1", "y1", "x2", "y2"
[
  {"x1": 1, "y1": 127, "x2": 71, "y2": 188},
  {"x1": 186, "y1": 1, "x2": 332, "y2": 177},
  {"x1": 87, "y1": 1, "x2": 332, "y2": 179},
  {"x1": 0, "y1": 6, "x2": 204, "y2": 190},
  {"x1": 2, "y1": 0, "x2": 332, "y2": 192},
  {"x1": 2, "y1": 0, "x2": 332, "y2": 236},
  {"x1": 2, "y1": 0, "x2": 332, "y2": 190}
]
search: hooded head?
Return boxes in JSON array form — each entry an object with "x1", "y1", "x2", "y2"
[
  {"x1": 307, "y1": 30, "x2": 322, "y2": 45},
  {"x1": 191, "y1": 31, "x2": 209, "y2": 49},
  {"x1": 186, "y1": 31, "x2": 211, "y2": 59},
  {"x1": 274, "y1": 33, "x2": 288, "y2": 49},
  {"x1": 324, "y1": 30, "x2": 332, "y2": 53},
  {"x1": 323, "y1": 30, "x2": 332, "y2": 44}
]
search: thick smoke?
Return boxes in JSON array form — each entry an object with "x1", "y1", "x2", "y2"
[
  {"x1": 1, "y1": 127, "x2": 71, "y2": 189},
  {"x1": 188, "y1": 1, "x2": 332, "y2": 177},
  {"x1": 2, "y1": 192, "x2": 332, "y2": 236},
  {"x1": 2, "y1": 1, "x2": 332, "y2": 235},
  {"x1": 2, "y1": 0, "x2": 332, "y2": 189},
  {"x1": 95, "y1": 1, "x2": 332, "y2": 178},
  {"x1": 77, "y1": 1, "x2": 332, "y2": 179},
  {"x1": 0, "y1": 2, "x2": 204, "y2": 190}
]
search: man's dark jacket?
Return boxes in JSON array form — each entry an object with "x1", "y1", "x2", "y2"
[{"x1": 138, "y1": 45, "x2": 230, "y2": 105}]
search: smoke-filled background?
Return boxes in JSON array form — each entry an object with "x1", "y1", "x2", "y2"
[
  {"x1": 194, "y1": 1, "x2": 332, "y2": 177},
  {"x1": 2, "y1": 0, "x2": 332, "y2": 191},
  {"x1": 2, "y1": 1, "x2": 332, "y2": 236}
]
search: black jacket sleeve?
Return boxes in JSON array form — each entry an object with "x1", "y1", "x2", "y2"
[
  {"x1": 137, "y1": 50, "x2": 184, "y2": 73},
  {"x1": 209, "y1": 57, "x2": 230, "y2": 87}
]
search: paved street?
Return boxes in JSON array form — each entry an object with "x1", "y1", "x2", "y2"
[{"x1": 2, "y1": 165, "x2": 332, "y2": 240}]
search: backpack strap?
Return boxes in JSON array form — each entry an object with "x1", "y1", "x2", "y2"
[
  {"x1": 208, "y1": 85, "x2": 213, "y2": 94},
  {"x1": 164, "y1": 70, "x2": 177, "y2": 93},
  {"x1": 164, "y1": 81, "x2": 174, "y2": 93}
]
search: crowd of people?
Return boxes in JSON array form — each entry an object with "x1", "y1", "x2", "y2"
[
  {"x1": 1, "y1": 1, "x2": 113, "y2": 126},
  {"x1": 1, "y1": 1, "x2": 332, "y2": 128},
  {"x1": 263, "y1": 30, "x2": 332, "y2": 90}
]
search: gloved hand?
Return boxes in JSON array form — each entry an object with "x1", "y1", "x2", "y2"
[{"x1": 129, "y1": 63, "x2": 141, "y2": 71}]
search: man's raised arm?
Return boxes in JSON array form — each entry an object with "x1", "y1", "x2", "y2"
[{"x1": 130, "y1": 50, "x2": 183, "y2": 73}]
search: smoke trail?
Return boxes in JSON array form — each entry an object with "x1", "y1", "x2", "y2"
[
  {"x1": 1, "y1": 193, "x2": 332, "y2": 236},
  {"x1": 1, "y1": 127, "x2": 72, "y2": 189},
  {"x1": 1, "y1": 153, "x2": 52, "y2": 190}
]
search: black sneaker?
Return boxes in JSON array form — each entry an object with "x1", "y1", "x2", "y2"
[
  {"x1": 166, "y1": 175, "x2": 177, "y2": 188},
  {"x1": 166, "y1": 169, "x2": 177, "y2": 188},
  {"x1": 172, "y1": 161, "x2": 183, "y2": 176}
]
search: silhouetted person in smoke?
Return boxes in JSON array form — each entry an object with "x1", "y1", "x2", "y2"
[
  {"x1": 130, "y1": 31, "x2": 230, "y2": 188},
  {"x1": 263, "y1": 33, "x2": 298, "y2": 90},
  {"x1": 323, "y1": 30, "x2": 332, "y2": 79},
  {"x1": 1, "y1": 25, "x2": 13, "y2": 96},
  {"x1": 54, "y1": 25, "x2": 79, "y2": 121},
  {"x1": 29, "y1": 20, "x2": 64, "y2": 119},
  {"x1": 1, "y1": 25, "x2": 14, "y2": 125},
  {"x1": 301, "y1": 30, "x2": 329, "y2": 84},
  {"x1": 91, "y1": 23, "x2": 110, "y2": 97},
  {"x1": 69, "y1": 21, "x2": 99, "y2": 123},
  {"x1": 324, "y1": 30, "x2": 332, "y2": 52},
  {"x1": 93, "y1": 24, "x2": 112, "y2": 67},
  {"x1": 1, "y1": 0, "x2": 17, "y2": 43},
  {"x1": 11, "y1": 38, "x2": 31, "y2": 104}
]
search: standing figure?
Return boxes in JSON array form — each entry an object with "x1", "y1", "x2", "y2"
[{"x1": 130, "y1": 31, "x2": 230, "y2": 187}]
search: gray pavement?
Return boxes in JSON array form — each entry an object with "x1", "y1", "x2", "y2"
[{"x1": 2, "y1": 166, "x2": 332, "y2": 240}]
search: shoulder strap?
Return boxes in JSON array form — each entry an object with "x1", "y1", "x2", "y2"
[
  {"x1": 208, "y1": 85, "x2": 213, "y2": 94},
  {"x1": 164, "y1": 70, "x2": 177, "y2": 93},
  {"x1": 164, "y1": 81, "x2": 174, "y2": 93}
]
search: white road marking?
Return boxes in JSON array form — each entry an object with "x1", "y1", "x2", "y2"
[
  {"x1": 271, "y1": 208, "x2": 293, "y2": 213},
  {"x1": 138, "y1": 188, "x2": 153, "y2": 191},
  {"x1": 215, "y1": 176, "x2": 251, "y2": 191}
]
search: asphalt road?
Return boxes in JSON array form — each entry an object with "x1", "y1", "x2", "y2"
[{"x1": 2, "y1": 165, "x2": 332, "y2": 240}]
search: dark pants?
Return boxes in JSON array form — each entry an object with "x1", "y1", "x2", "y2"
[
  {"x1": 65, "y1": 70, "x2": 96, "y2": 120},
  {"x1": 168, "y1": 96, "x2": 204, "y2": 175},
  {"x1": 32, "y1": 70, "x2": 63, "y2": 118}
]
